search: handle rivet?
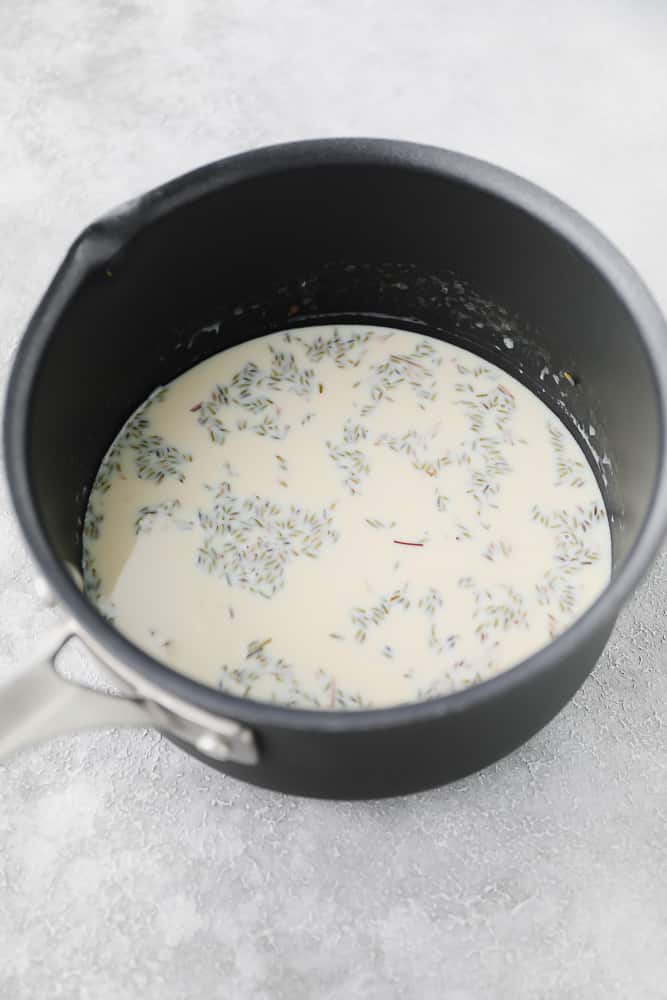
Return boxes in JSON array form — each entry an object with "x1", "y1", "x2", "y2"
[
  {"x1": 194, "y1": 731, "x2": 230, "y2": 761},
  {"x1": 34, "y1": 576, "x2": 56, "y2": 608}
]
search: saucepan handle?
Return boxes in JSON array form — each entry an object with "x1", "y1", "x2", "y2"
[
  {"x1": 0, "y1": 623, "x2": 155, "y2": 758},
  {"x1": 0, "y1": 623, "x2": 259, "y2": 765}
]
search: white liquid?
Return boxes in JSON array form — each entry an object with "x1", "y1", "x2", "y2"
[{"x1": 83, "y1": 325, "x2": 611, "y2": 709}]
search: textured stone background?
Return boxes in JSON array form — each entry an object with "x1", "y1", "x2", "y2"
[{"x1": 1, "y1": 2, "x2": 666, "y2": 997}]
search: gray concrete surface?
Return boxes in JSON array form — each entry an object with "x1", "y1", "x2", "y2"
[{"x1": 1, "y1": 2, "x2": 666, "y2": 997}]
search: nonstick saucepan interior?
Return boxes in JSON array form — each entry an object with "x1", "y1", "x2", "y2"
[{"x1": 3, "y1": 139, "x2": 667, "y2": 798}]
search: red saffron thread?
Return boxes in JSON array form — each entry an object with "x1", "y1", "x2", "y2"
[{"x1": 393, "y1": 539, "x2": 424, "y2": 547}]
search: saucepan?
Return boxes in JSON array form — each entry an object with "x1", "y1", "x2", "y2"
[{"x1": 2, "y1": 139, "x2": 666, "y2": 798}]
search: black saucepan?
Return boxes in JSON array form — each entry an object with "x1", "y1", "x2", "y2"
[{"x1": 3, "y1": 139, "x2": 667, "y2": 798}]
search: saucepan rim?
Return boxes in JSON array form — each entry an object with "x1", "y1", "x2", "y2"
[{"x1": 5, "y1": 137, "x2": 667, "y2": 734}]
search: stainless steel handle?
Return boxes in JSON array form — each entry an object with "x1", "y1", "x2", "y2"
[
  {"x1": 0, "y1": 623, "x2": 258, "y2": 765},
  {"x1": 0, "y1": 624, "x2": 152, "y2": 756}
]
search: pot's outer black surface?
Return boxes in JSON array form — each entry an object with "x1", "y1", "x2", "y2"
[{"x1": 5, "y1": 139, "x2": 667, "y2": 798}]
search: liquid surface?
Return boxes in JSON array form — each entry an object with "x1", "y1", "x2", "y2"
[{"x1": 83, "y1": 325, "x2": 611, "y2": 709}]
